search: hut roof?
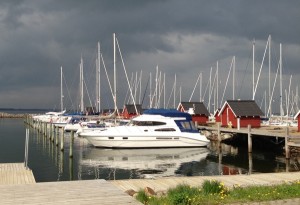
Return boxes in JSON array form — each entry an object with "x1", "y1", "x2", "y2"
[
  {"x1": 178, "y1": 102, "x2": 210, "y2": 116},
  {"x1": 219, "y1": 100, "x2": 264, "y2": 117}
]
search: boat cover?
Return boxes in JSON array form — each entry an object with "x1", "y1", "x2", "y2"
[{"x1": 143, "y1": 109, "x2": 192, "y2": 121}]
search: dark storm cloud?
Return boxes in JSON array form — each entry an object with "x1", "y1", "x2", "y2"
[{"x1": 0, "y1": 0, "x2": 299, "y2": 110}]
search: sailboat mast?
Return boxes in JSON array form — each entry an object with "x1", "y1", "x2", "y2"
[
  {"x1": 174, "y1": 74, "x2": 176, "y2": 108},
  {"x1": 113, "y1": 33, "x2": 117, "y2": 113},
  {"x1": 80, "y1": 57, "x2": 84, "y2": 113},
  {"x1": 97, "y1": 42, "x2": 101, "y2": 113},
  {"x1": 216, "y1": 61, "x2": 219, "y2": 109},
  {"x1": 268, "y1": 35, "x2": 271, "y2": 117},
  {"x1": 233, "y1": 56, "x2": 235, "y2": 100},
  {"x1": 280, "y1": 43, "x2": 283, "y2": 120},
  {"x1": 252, "y1": 39, "x2": 255, "y2": 100},
  {"x1": 60, "y1": 66, "x2": 63, "y2": 112}
]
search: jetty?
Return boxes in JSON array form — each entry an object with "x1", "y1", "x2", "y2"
[
  {"x1": 1, "y1": 163, "x2": 300, "y2": 204},
  {"x1": 0, "y1": 163, "x2": 35, "y2": 185},
  {"x1": 198, "y1": 123, "x2": 300, "y2": 158},
  {"x1": 0, "y1": 164, "x2": 141, "y2": 205},
  {"x1": 111, "y1": 172, "x2": 300, "y2": 193}
]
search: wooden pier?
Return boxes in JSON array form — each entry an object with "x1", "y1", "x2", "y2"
[
  {"x1": 0, "y1": 180, "x2": 141, "y2": 205},
  {"x1": 198, "y1": 123, "x2": 300, "y2": 158},
  {"x1": 111, "y1": 172, "x2": 300, "y2": 193},
  {"x1": 0, "y1": 163, "x2": 35, "y2": 185}
]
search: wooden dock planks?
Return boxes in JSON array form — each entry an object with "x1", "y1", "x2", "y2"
[
  {"x1": 0, "y1": 180, "x2": 141, "y2": 205},
  {"x1": 111, "y1": 172, "x2": 300, "y2": 192},
  {"x1": 0, "y1": 163, "x2": 36, "y2": 185}
]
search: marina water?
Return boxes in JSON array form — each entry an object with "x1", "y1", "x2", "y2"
[{"x1": 0, "y1": 113, "x2": 298, "y2": 182}]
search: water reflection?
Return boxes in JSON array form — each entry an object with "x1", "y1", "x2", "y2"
[{"x1": 80, "y1": 147, "x2": 210, "y2": 179}]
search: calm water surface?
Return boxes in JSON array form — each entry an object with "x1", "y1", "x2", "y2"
[{"x1": 0, "y1": 116, "x2": 298, "y2": 182}]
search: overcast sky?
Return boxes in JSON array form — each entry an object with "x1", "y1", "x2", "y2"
[{"x1": 0, "y1": 0, "x2": 299, "y2": 114}]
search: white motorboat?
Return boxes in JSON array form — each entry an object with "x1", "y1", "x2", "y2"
[
  {"x1": 81, "y1": 109, "x2": 210, "y2": 148},
  {"x1": 75, "y1": 120, "x2": 106, "y2": 135},
  {"x1": 80, "y1": 147, "x2": 209, "y2": 178},
  {"x1": 32, "y1": 110, "x2": 66, "y2": 123}
]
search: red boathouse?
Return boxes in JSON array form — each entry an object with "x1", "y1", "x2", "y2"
[
  {"x1": 294, "y1": 110, "x2": 300, "y2": 132},
  {"x1": 122, "y1": 104, "x2": 143, "y2": 119},
  {"x1": 218, "y1": 100, "x2": 264, "y2": 129},
  {"x1": 177, "y1": 102, "x2": 210, "y2": 125}
]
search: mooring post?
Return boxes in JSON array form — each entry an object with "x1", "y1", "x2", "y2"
[
  {"x1": 44, "y1": 122, "x2": 47, "y2": 137},
  {"x1": 56, "y1": 126, "x2": 59, "y2": 146},
  {"x1": 285, "y1": 126, "x2": 290, "y2": 159},
  {"x1": 69, "y1": 130, "x2": 74, "y2": 158},
  {"x1": 285, "y1": 158, "x2": 290, "y2": 172},
  {"x1": 248, "y1": 153, "x2": 253, "y2": 174},
  {"x1": 217, "y1": 122, "x2": 221, "y2": 141},
  {"x1": 247, "y1": 124, "x2": 252, "y2": 153},
  {"x1": 49, "y1": 123, "x2": 52, "y2": 140},
  {"x1": 51, "y1": 124, "x2": 54, "y2": 142},
  {"x1": 60, "y1": 127, "x2": 64, "y2": 151}
]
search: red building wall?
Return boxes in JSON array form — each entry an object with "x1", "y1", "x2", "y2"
[
  {"x1": 220, "y1": 105, "x2": 261, "y2": 128},
  {"x1": 192, "y1": 115, "x2": 208, "y2": 125},
  {"x1": 220, "y1": 105, "x2": 237, "y2": 127},
  {"x1": 215, "y1": 111, "x2": 221, "y2": 123},
  {"x1": 240, "y1": 116, "x2": 261, "y2": 128}
]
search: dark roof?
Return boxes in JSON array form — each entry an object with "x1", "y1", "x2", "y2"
[
  {"x1": 124, "y1": 104, "x2": 143, "y2": 114},
  {"x1": 179, "y1": 102, "x2": 210, "y2": 116},
  {"x1": 221, "y1": 100, "x2": 264, "y2": 117}
]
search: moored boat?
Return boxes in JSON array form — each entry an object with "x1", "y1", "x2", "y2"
[{"x1": 81, "y1": 109, "x2": 210, "y2": 148}]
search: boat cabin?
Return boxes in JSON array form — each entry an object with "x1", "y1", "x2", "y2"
[
  {"x1": 294, "y1": 110, "x2": 300, "y2": 132},
  {"x1": 177, "y1": 102, "x2": 210, "y2": 125},
  {"x1": 218, "y1": 100, "x2": 264, "y2": 129},
  {"x1": 122, "y1": 104, "x2": 143, "y2": 119},
  {"x1": 143, "y1": 109, "x2": 199, "y2": 133}
]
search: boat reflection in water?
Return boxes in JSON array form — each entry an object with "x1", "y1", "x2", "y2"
[{"x1": 80, "y1": 147, "x2": 209, "y2": 179}]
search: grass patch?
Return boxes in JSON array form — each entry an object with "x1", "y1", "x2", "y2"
[{"x1": 135, "y1": 180, "x2": 300, "y2": 205}]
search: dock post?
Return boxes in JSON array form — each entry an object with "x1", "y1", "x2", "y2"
[
  {"x1": 44, "y1": 122, "x2": 47, "y2": 137},
  {"x1": 49, "y1": 123, "x2": 52, "y2": 139},
  {"x1": 248, "y1": 153, "x2": 253, "y2": 174},
  {"x1": 286, "y1": 158, "x2": 290, "y2": 172},
  {"x1": 217, "y1": 122, "x2": 221, "y2": 141},
  {"x1": 217, "y1": 122, "x2": 222, "y2": 148},
  {"x1": 56, "y1": 126, "x2": 59, "y2": 146},
  {"x1": 51, "y1": 124, "x2": 55, "y2": 142},
  {"x1": 247, "y1": 124, "x2": 252, "y2": 153},
  {"x1": 60, "y1": 127, "x2": 64, "y2": 151},
  {"x1": 285, "y1": 127, "x2": 290, "y2": 159},
  {"x1": 69, "y1": 130, "x2": 74, "y2": 158}
]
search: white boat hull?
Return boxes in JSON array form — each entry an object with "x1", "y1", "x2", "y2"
[{"x1": 82, "y1": 127, "x2": 209, "y2": 148}]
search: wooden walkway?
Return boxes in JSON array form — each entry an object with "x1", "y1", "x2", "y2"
[
  {"x1": 0, "y1": 163, "x2": 35, "y2": 185},
  {"x1": 0, "y1": 180, "x2": 141, "y2": 205},
  {"x1": 111, "y1": 172, "x2": 300, "y2": 193}
]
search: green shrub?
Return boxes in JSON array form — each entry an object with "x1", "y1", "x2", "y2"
[
  {"x1": 202, "y1": 180, "x2": 227, "y2": 195},
  {"x1": 167, "y1": 184, "x2": 200, "y2": 205}
]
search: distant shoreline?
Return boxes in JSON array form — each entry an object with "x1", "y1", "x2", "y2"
[{"x1": 0, "y1": 112, "x2": 27, "y2": 118}]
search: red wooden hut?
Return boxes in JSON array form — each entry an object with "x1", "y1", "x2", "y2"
[
  {"x1": 294, "y1": 110, "x2": 300, "y2": 132},
  {"x1": 218, "y1": 100, "x2": 264, "y2": 129},
  {"x1": 122, "y1": 104, "x2": 142, "y2": 119},
  {"x1": 177, "y1": 102, "x2": 210, "y2": 125},
  {"x1": 214, "y1": 108, "x2": 221, "y2": 123}
]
